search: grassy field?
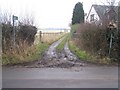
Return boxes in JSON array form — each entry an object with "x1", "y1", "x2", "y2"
[{"x1": 34, "y1": 32, "x2": 66, "y2": 45}]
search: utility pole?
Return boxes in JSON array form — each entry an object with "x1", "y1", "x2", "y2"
[{"x1": 39, "y1": 31, "x2": 42, "y2": 42}]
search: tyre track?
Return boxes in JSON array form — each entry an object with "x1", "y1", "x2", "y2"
[
  {"x1": 30, "y1": 37, "x2": 85, "y2": 68},
  {"x1": 14, "y1": 36, "x2": 85, "y2": 68}
]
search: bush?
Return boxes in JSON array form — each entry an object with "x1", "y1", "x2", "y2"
[
  {"x1": 17, "y1": 24, "x2": 37, "y2": 45},
  {"x1": 2, "y1": 23, "x2": 13, "y2": 53},
  {"x1": 72, "y1": 23, "x2": 118, "y2": 61},
  {"x1": 70, "y1": 24, "x2": 80, "y2": 37},
  {"x1": 2, "y1": 23, "x2": 37, "y2": 53},
  {"x1": 2, "y1": 19, "x2": 38, "y2": 65}
]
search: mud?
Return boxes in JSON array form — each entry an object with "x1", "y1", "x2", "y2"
[
  {"x1": 13, "y1": 37, "x2": 85, "y2": 68},
  {"x1": 24, "y1": 37, "x2": 85, "y2": 68}
]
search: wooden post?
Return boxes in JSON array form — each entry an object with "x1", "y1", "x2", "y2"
[
  {"x1": 39, "y1": 31, "x2": 42, "y2": 42},
  {"x1": 12, "y1": 15, "x2": 15, "y2": 47},
  {"x1": 108, "y1": 32, "x2": 113, "y2": 56}
]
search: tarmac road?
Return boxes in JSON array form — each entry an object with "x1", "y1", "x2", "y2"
[{"x1": 2, "y1": 66, "x2": 118, "y2": 88}]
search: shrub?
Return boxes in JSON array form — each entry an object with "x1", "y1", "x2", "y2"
[
  {"x1": 2, "y1": 24, "x2": 12, "y2": 53},
  {"x1": 72, "y1": 23, "x2": 118, "y2": 61},
  {"x1": 70, "y1": 24, "x2": 80, "y2": 37},
  {"x1": 17, "y1": 24, "x2": 37, "y2": 45},
  {"x1": 2, "y1": 23, "x2": 37, "y2": 53}
]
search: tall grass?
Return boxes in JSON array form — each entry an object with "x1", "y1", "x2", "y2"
[
  {"x1": 2, "y1": 32, "x2": 66, "y2": 65},
  {"x1": 2, "y1": 41, "x2": 48, "y2": 65}
]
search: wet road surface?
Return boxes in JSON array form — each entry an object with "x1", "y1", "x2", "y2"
[{"x1": 3, "y1": 66, "x2": 118, "y2": 88}]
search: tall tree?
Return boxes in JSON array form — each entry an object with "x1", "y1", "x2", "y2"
[{"x1": 72, "y1": 2, "x2": 84, "y2": 25}]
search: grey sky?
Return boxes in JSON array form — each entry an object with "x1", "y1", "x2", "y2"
[{"x1": 0, "y1": 0, "x2": 119, "y2": 28}]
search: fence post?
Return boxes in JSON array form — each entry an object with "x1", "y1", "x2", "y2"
[
  {"x1": 12, "y1": 15, "x2": 15, "y2": 47},
  {"x1": 39, "y1": 31, "x2": 42, "y2": 42},
  {"x1": 108, "y1": 31, "x2": 113, "y2": 56}
]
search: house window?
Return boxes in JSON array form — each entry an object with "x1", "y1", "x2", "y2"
[{"x1": 90, "y1": 14, "x2": 94, "y2": 21}]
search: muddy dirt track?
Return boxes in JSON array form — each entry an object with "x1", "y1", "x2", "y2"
[
  {"x1": 17, "y1": 37, "x2": 85, "y2": 68},
  {"x1": 2, "y1": 37, "x2": 118, "y2": 88}
]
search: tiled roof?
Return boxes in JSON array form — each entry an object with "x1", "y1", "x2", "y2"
[
  {"x1": 92, "y1": 4, "x2": 118, "y2": 20},
  {"x1": 86, "y1": 4, "x2": 118, "y2": 21}
]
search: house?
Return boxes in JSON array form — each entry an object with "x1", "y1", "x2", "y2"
[{"x1": 86, "y1": 4, "x2": 118, "y2": 27}]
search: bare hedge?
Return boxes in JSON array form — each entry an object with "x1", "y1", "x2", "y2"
[
  {"x1": 2, "y1": 23, "x2": 37, "y2": 53},
  {"x1": 73, "y1": 23, "x2": 118, "y2": 61}
]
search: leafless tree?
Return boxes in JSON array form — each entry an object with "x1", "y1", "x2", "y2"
[
  {"x1": 0, "y1": 11, "x2": 12, "y2": 25},
  {"x1": 20, "y1": 14, "x2": 35, "y2": 26},
  {"x1": 100, "y1": 0, "x2": 116, "y2": 6}
]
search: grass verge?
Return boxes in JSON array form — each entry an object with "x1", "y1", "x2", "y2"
[
  {"x1": 68, "y1": 40, "x2": 90, "y2": 60},
  {"x1": 68, "y1": 39, "x2": 115, "y2": 65},
  {"x1": 2, "y1": 43, "x2": 48, "y2": 65},
  {"x1": 56, "y1": 34, "x2": 69, "y2": 52}
]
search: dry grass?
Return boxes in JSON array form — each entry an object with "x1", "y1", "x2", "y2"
[
  {"x1": 3, "y1": 32, "x2": 66, "y2": 65},
  {"x1": 35, "y1": 32, "x2": 66, "y2": 45},
  {"x1": 2, "y1": 41, "x2": 48, "y2": 65}
]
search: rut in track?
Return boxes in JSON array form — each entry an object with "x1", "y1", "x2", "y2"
[{"x1": 28, "y1": 37, "x2": 85, "y2": 68}]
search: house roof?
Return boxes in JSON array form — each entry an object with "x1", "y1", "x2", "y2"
[{"x1": 86, "y1": 4, "x2": 118, "y2": 20}]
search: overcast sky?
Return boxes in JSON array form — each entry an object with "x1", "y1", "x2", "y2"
[{"x1": 0, "y1": 0, "x2": 119, "y2": 28}]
